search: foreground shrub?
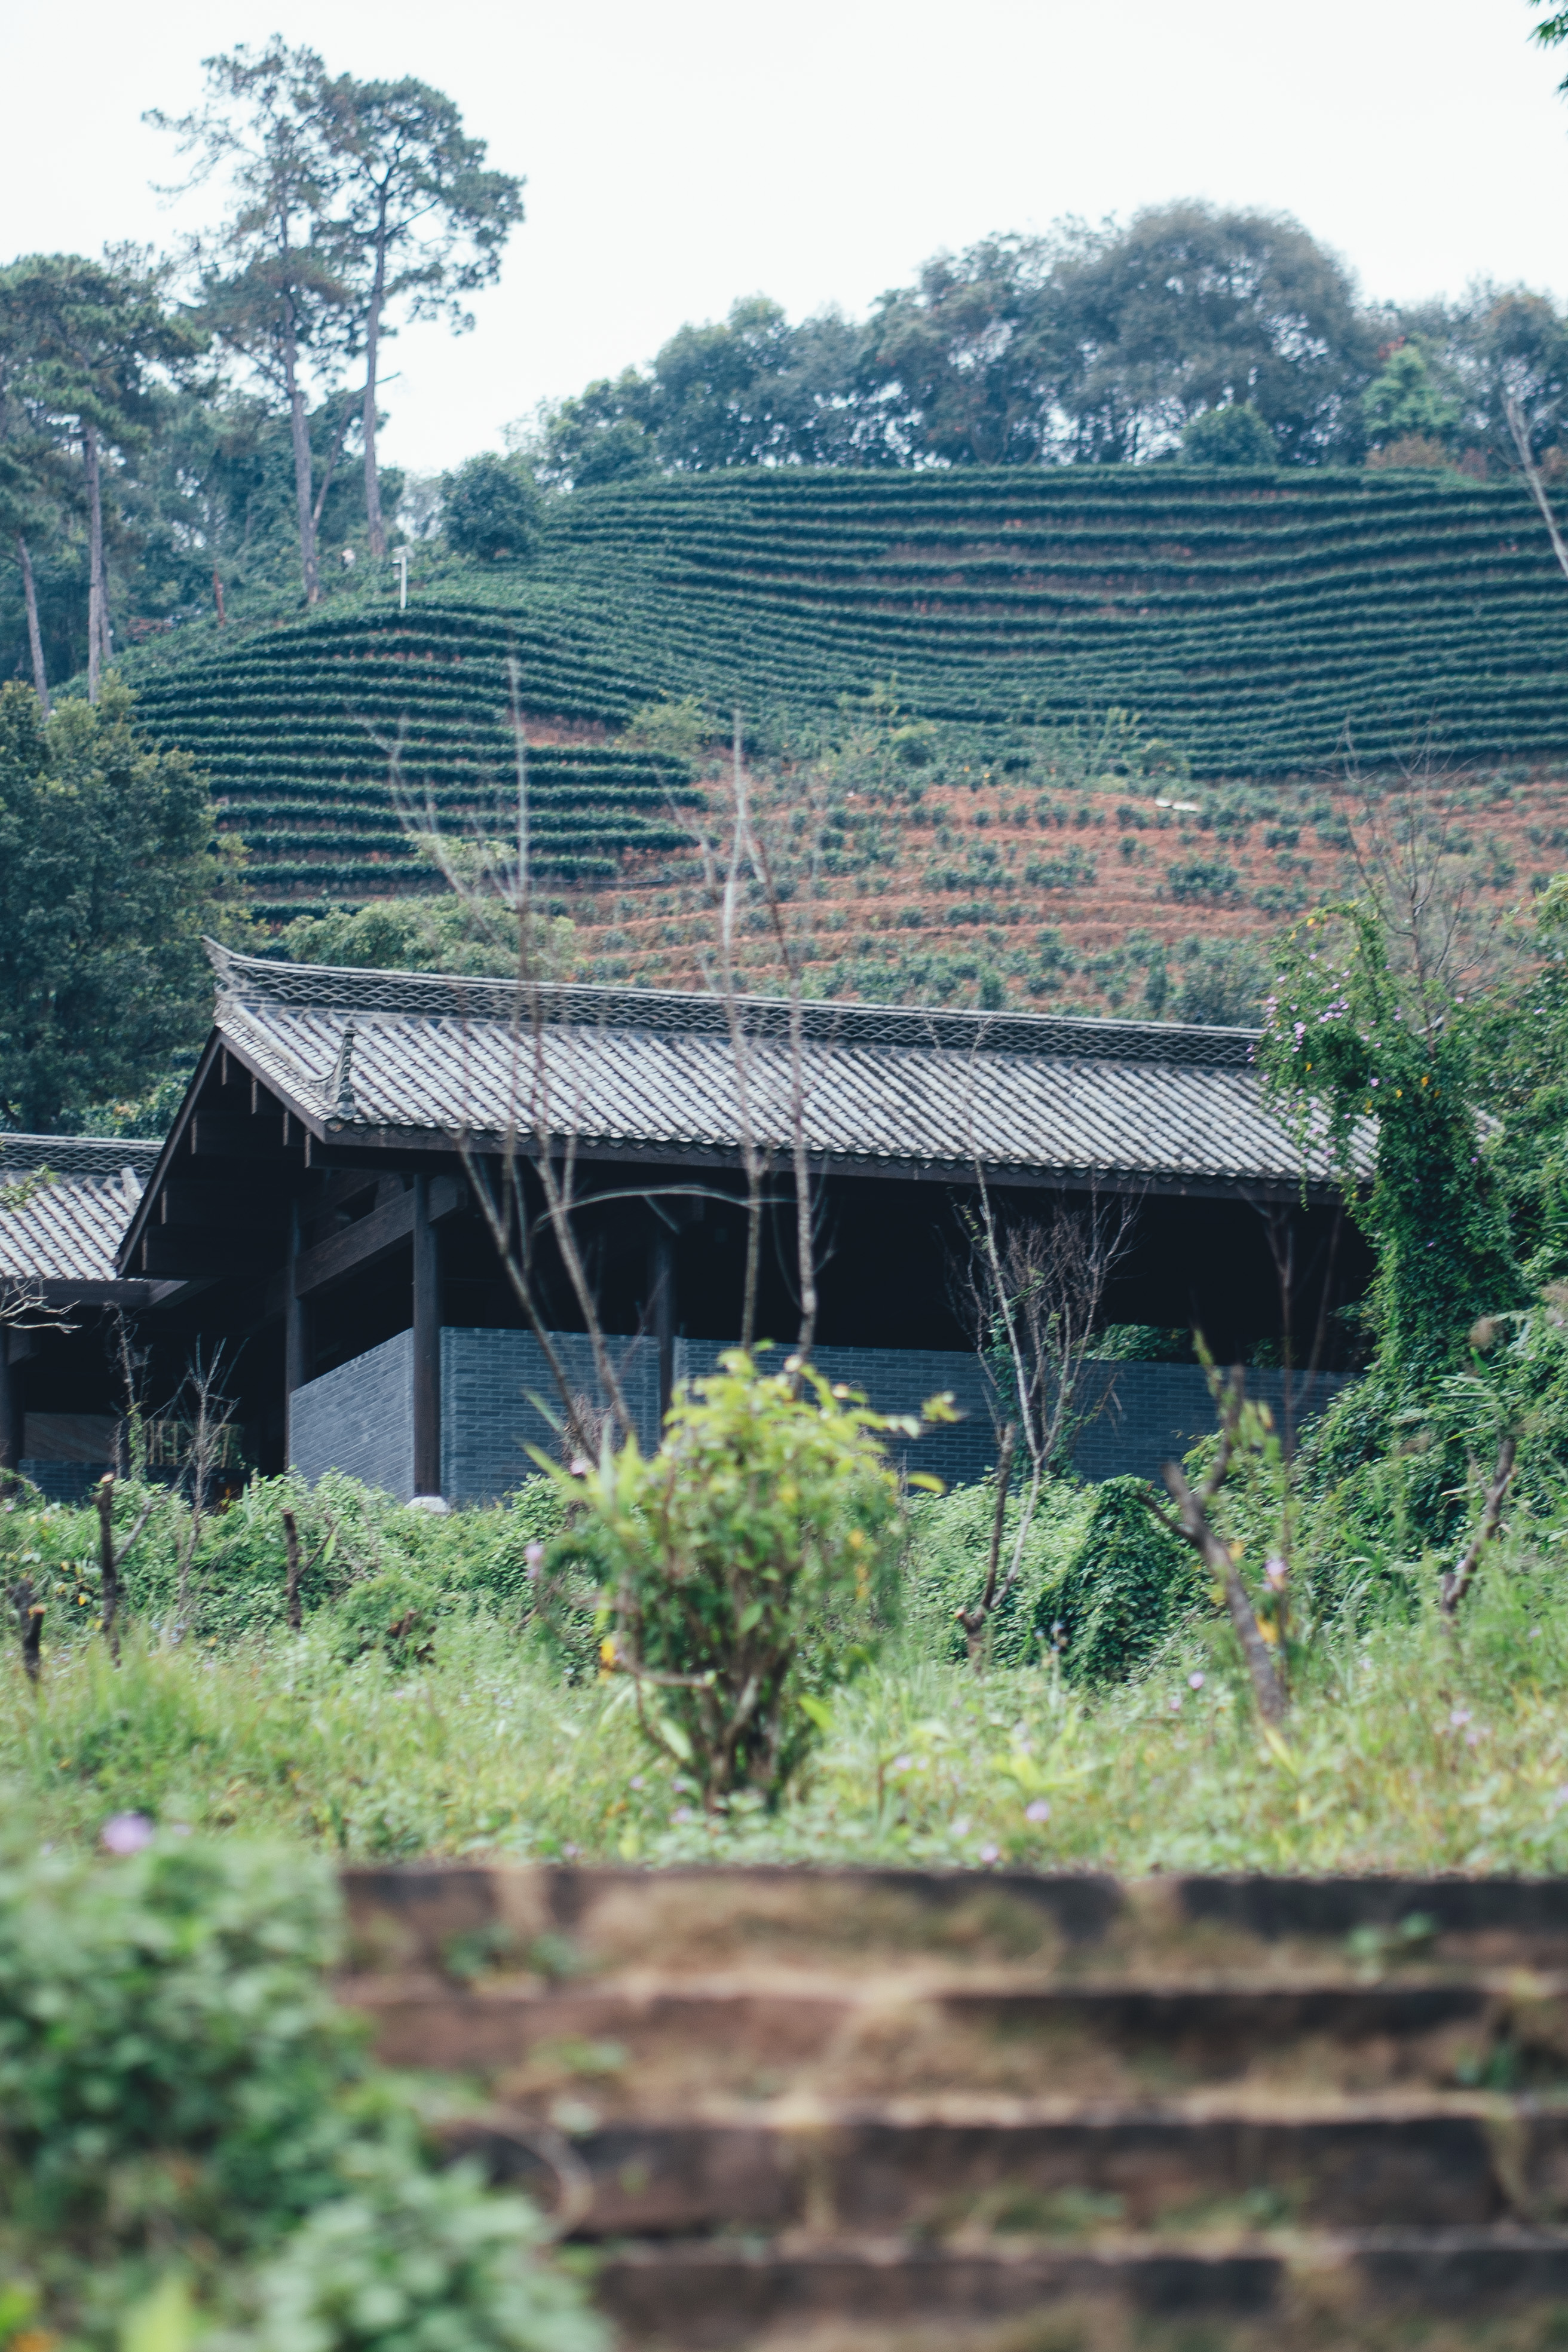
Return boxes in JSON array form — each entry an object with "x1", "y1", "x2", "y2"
[
  {"x1": 0, "y1": 1838, "x2": 362, "y2": 2270},
  {"x1": 0, "y1": 1834, "x2": 604, "y2": 2349},
  {"x1": 235, "y1": 2142, "x2": 604, "y2": 2352}
]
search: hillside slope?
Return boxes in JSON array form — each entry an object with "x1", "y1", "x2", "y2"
[{"x1": 122, "y1": 464, "x2": 1568, "y2": 1007}]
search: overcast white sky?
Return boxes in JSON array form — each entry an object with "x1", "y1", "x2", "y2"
[{"x1": 8, "y1": 0, "x2": 1568, "y2": 476}]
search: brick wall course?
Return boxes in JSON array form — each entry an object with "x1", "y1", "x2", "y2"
[{"x1": 289, "y1": 1326, "x2": 1350, "y2": 1502}]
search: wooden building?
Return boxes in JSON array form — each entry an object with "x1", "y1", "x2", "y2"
[{"x1": 85, "y1": 945, "x2": 1367, "y2": 1501}]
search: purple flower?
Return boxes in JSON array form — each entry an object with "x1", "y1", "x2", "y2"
[
  {"x1": 672, "y1": 1806, "x2": 694, "y2": 1824},
  {"x1": 1188, "y1": 1671, "x2": 1205, "y2": 1690},
  {"x1": 979, "y1": 1843, "x2": 1000, "y2": 1864},
  {"x1": 953, "y1": 1815, "x2": 970, "y2": 1837},
  {"x1": 891, "y1": 1753, "x2": 913, "y2": 1773},
  {"x1": 1264, "y1": 1556, "x2": 1288, "y2": 1591},
  {"x1": 1449, "y1": 1707, "x2": 1472, "y2": 1729},
  {"x1": 629, "y1": 1774, "x2": 644, "y2": 1791},
  {"x1": 101, "y1": 1812, "x2": 154, "y2": 1856},
  {"x1": 1025, "y1": 1799, "x2": 1052, "y2": 1824},
  {"x1": 524, "y1": 1541, "x2": 544, "y2": 1576}
]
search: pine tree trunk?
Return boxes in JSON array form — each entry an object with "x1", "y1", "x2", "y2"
[
  {"x1": 16, "y1": 534, "x2": 50, "y2": 715},
  {"x1": 83, "y1": 425, "x2": 106, "y2": 702},
  {"x1": 362, "y1": 238, "x2": 387, "y2": 560},
  {"x1": 283, "y1": 302, "x2": 320, "y2": 604}
]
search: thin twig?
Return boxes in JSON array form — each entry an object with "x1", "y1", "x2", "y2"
[{"x1": 1149, "y1": 1371, "x2": 1288, "y2": 1726}]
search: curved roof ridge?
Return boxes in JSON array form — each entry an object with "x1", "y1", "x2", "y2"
[{"x1": 205, "y1": 942, "x2": 1260, "y2": 1071}]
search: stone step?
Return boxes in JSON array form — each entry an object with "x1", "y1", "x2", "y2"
[
  {"x1": 339, "y1": 1866, "x2": 1568, "y2": 2342},
  {"x1": 341, "y1": 1864, "x2": 1568, "y2": 1981},
  {"x1": 586, "y1": 2230, "x2": 1568, "y2": 2351},
  {"x1": 344, "y1": 1967, "x2": 1568, "y2": 2104},
  {"x1": 445, "y1": 2094, "x2": 1568, "y2": 2236}
]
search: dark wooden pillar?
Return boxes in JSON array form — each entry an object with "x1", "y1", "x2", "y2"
[
  {"x1": 283, "y1": 1201, "x2": 308, "y2": 1467},
  {"x1": 650, "y1": 1222, "x2": 676, "y2": 1428},
  {"x1": 0, "y1": 1324, "x2": 17, "y2": 1472},
  {"x1": 412, "y1": 1176, "x2": 442, "y2": 1496}
]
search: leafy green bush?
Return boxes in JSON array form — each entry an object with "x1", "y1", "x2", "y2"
[
  {"x1": 1180, "y1": 403, "x2": 1276, "y2": 467},
  {"x1": 904, "y1": 1476, "x2": 1097, "y2": 1668},
  {"x1": 0, "y1": 1836, "x2": 367, "y2": 2339},
  {"x1": 235, "y1": 2142, "x2": 604, "y2": 2352},
  {"x1": 561, "y1": 1351, "x2": 917, "y2": 1803},
  {"x1": 0, "y1": 1474, "x2": 571, "y2": 1662},
  {"x1": 275, "y1": 897, "x2": 577, "y2": 984},
  {"x1": 0, "y1": 1835, "x2": 605, "y2": 2349},
  {"x1": 1049, "y1": 1476, "x2": 1194, "y2": 1685}
]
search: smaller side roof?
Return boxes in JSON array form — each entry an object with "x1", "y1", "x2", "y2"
[{"x1": 0, "y1": 1135, "x2": 162, "y2": 1288}]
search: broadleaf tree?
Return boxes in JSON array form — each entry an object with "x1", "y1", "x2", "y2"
[{"x1": 0, "y1": 679, "x2": 243, "y2": 1131}]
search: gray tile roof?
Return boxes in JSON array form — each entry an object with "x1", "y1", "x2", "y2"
[
  {"x1": 0, "y1": 1135, "x2": 161, "y2": 1285},
  {"x1": 207, "y1": 945, "x2": 1349, "y2": 1196}
]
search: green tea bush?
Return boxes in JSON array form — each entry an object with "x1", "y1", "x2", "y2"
[{"x1": 560, "y1": 1351, "x2": 919, "y2": 1803}]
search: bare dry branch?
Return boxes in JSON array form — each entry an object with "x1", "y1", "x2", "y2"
[
  {"x1": 1152, "y1": 1367, "x2": 1288, "y2": 1726},
  {"x1": 95, "y1": 1475, "x2": 160, "y2": 1665},
  {"x1": 1439, "y1": 1434, "x2": 1518, "y2": 1618},
  {"x1": 953, "y1": 1152, "x2": 1136, "y2": 1658}
]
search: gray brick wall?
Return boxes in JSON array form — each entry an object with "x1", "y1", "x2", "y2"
[
  {"x1": 441, "y1": 1328, "x2": 661, "y2": 1506},
  {"x1": 288, "y1": 1324, "x2": 1351, "y2": 1502},
  {"x1": 672, "y1": 1341, "x2": 997, "y2": 1487},
  {"x1": 673, "y1": 1342, "x2": 1347, "y2": 1489},
  {"x1": 19, "y1": 1460, "x2": 108, "y2": 1504},
  {"x1": 1073, "y1": 1362, "x2": 1348, "y2": 1483},
  {"x1": 290, "y1": 1330, "x2": 414, "y2": 1498}
]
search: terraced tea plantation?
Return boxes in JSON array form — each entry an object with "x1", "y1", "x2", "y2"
[
  {"x1": 129, "y1": 608, "x2": 697, "y2": 921},
  {"x1": 125, "y1": 466, "x2": 1568, "y2": 958},
  {"x1": 529, "y1": 464, "x2": 1568, "y2": 774}
]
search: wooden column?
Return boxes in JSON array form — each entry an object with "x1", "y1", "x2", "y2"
[
  {"x1": 283, "y1": 1200, "x2": 308, "y2": 1467},
  {"x1": 650, "y1": 1223, "x2": 676, "y2": 1429},
  {"x1": 0, "y1": 1324, "x2": 17, "y2": 1472},
  {"x1": 412, "y1": 1176, "x2": 442, "y2": 1497}
]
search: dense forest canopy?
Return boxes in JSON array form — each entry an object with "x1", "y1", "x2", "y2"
[{"x1": 526, "y1": 209, "x2": 1568, "y2": 485}]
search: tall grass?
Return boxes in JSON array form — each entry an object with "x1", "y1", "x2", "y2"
[{"x1": 7, "y1": 1530, "x2": 1568, "y2": 1875}]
